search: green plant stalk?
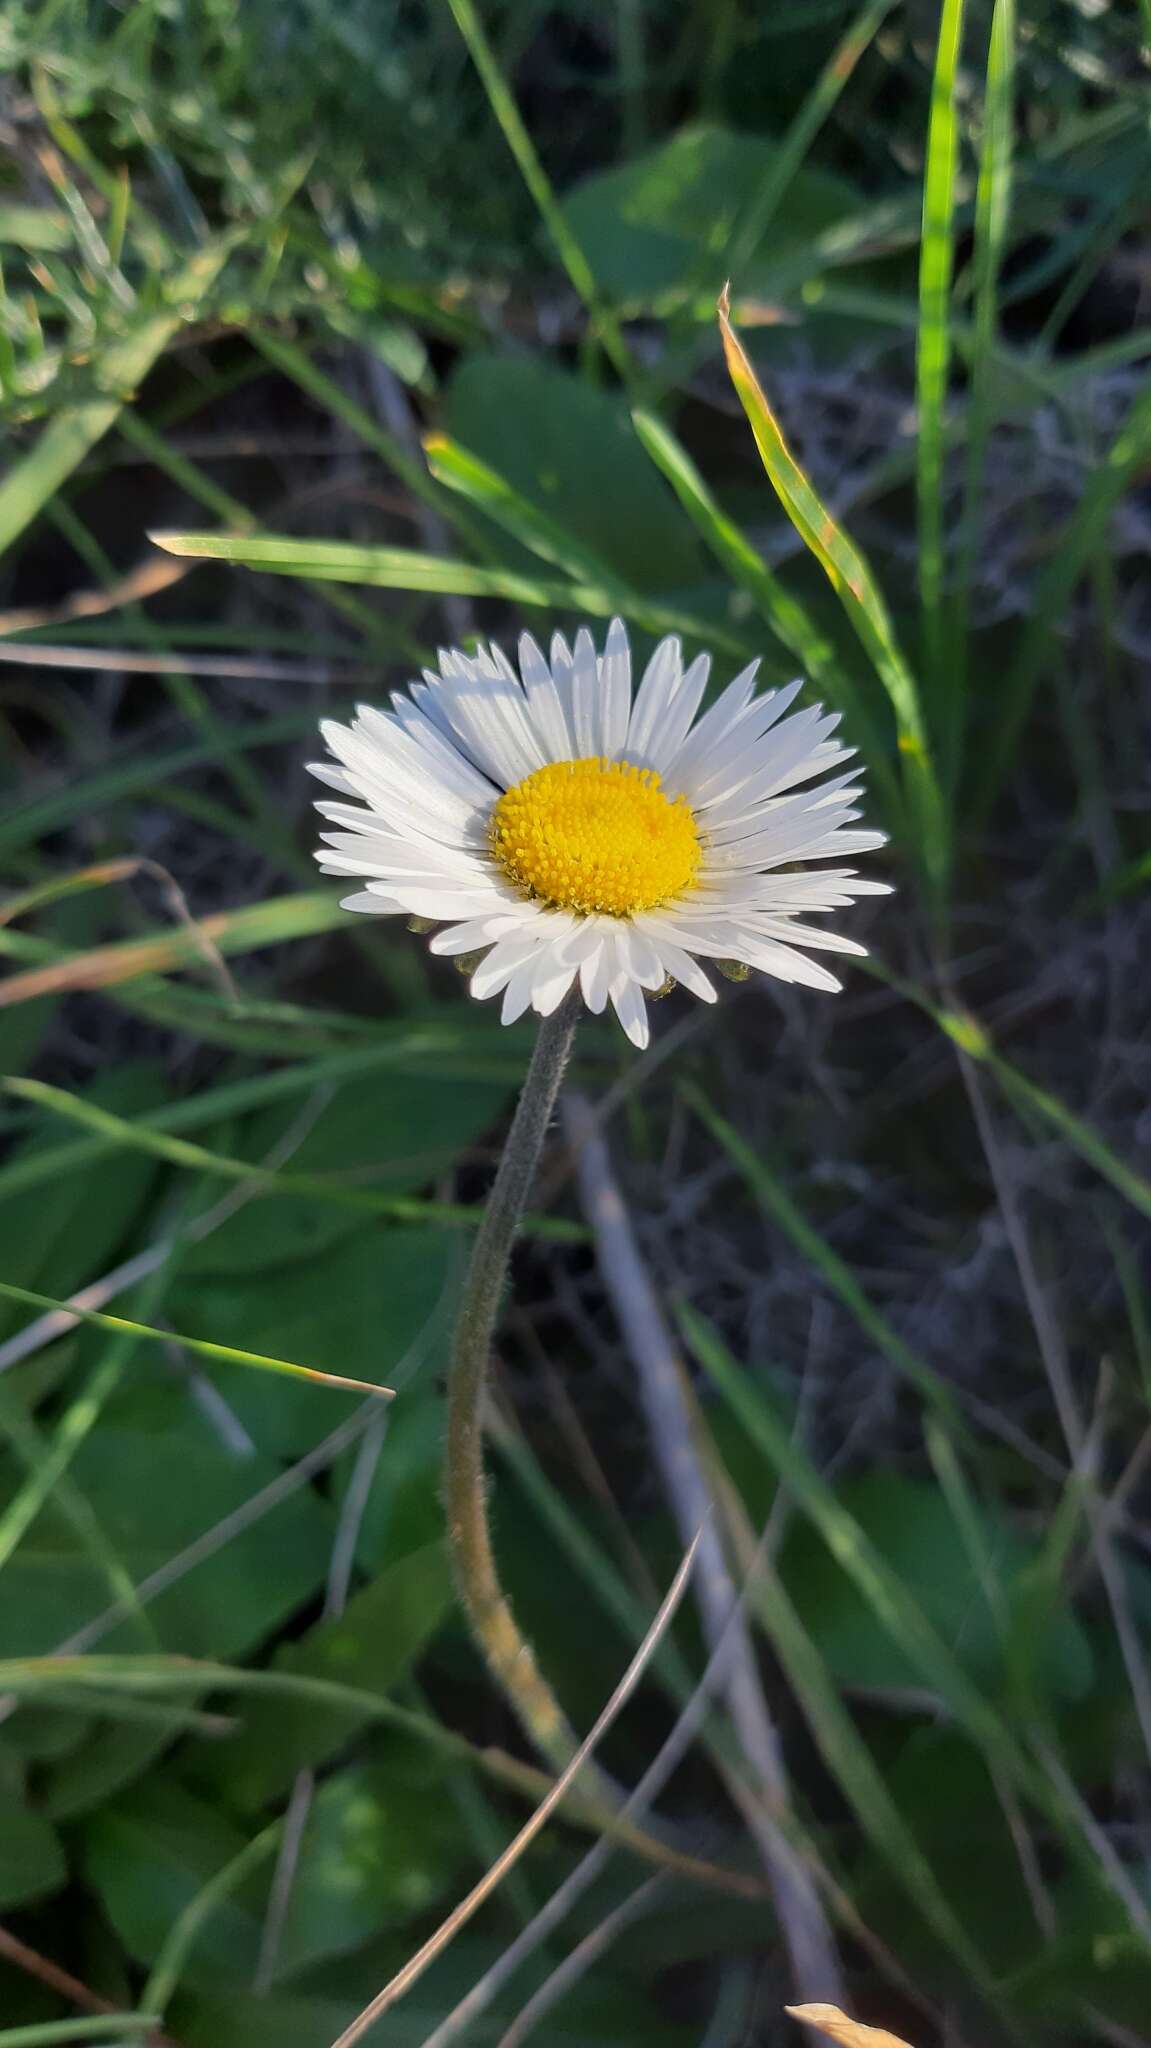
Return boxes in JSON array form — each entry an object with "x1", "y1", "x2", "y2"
[{"x1": 445, "y1": 994, "x2": 580, "y2": 1775}]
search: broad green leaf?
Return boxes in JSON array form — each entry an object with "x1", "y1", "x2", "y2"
[
  {"x1": 193, "y1": 1543, "x2": 453, "y2": 1810},
  {"x1": 45, "y1": 1714, "x2": 179, "y2": 1823},
  {"x1": 0, "y1": 1280, "x2": 395, "y2": 1400},
  {"x1": 0, "y1": 1420, "x2": 333, "y2": 1661},
  {"x1": 180, "y1": 1069, "x2": 510, "y2": 1273},
  {"x1": 270, "y1": 1752, "x2": 465, "y2": 1980},
  {"x1": 850, "y1": 1727, "x2": 1059, "y2": 1981},
  {"x1": 168, "y1": 1224, "x2": 449, "y2": 1455},
  {"x1": 560, "y1": 124, "x2": 864, "y2": 311},
  {"x1": 780, "y1": 1473, "x2": 1092, "y2": 1700},
  {"x1": 80, "y1": 1779, "x2": 261, "y2": 1982},
  {"x1": 443, "y1": 354, "x2": 703, "y2": 597},
  {"x1": 0, "y1": 1066, "x2": 163, "y2": 1345},
  {"x1": 0, "y1": 1030, "x2": 530, "y2": 1204},
  {"x1": 8, "y1": 1068, "x2": 516, "y2": 1251},
  {"x1": 0, "y1": 1744, "x2": 67, "y2": 1908}
]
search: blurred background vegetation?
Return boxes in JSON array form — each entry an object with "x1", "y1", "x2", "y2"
[{"x1": 1, "y1": 0, "x2": 1150, "y2": 2042}]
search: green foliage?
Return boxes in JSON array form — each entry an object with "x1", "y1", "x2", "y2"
[{"x1": 1, "y1": 0, "x2": 1148, "y2": 2040}]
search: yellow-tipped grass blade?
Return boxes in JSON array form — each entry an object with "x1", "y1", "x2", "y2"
[
  {"x1": 0, "y1": 1281, "x2": 394, "y2": 1399},
  {"x1": 717, "y1": 285, "x2": 946, "y2": 892}
]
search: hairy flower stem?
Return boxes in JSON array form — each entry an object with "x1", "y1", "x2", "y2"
[{"x1": 445, "y1": 994, "x2": 582, "y2": 1777}]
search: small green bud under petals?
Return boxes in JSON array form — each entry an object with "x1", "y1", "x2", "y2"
[{"x1": 716, "y1": 958, "x2": 751, "y2": 983}]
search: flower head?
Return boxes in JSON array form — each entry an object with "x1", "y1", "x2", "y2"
[{"x1": 311, "y1": 620, "x2": 890, "y2": 1049}]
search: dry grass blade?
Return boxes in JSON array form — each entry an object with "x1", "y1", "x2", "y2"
[
  {"x1": 565, "y1": 1092, "x2": 843, "y2": 2002},
  {"x1": 326, "y1": 1529, "x2": 705, "y2": 2048},
  {"x1": 786, "y1": 2006, "x2": 917, "y2": 2048},
  {"x1": 0, "y1": 891, "x2": 343, "y2": 1007},
  {"x1": 496, "y1": 1873, "x2": 668, "y2": 2048}
]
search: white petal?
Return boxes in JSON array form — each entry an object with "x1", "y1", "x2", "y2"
[
  {"x1": 598, "y1": 616, "x2": 632, "y2": 759},
  {"x1": 626, "y1": 635, "x2": 681, "y2": 766},
  {"x1": 731, "y1": 915, "x2": 867, "y2": 956},
  {"x1": 644, "y1": 650, "x2": 711, "y2": 776},
  {"x1": 616, "y1": 924, "x2": 668, "y2": 991},
  {"x1": 730, "y1": 937, "x2": 844, "y2": 992},
  {"x1": 429, "y1": 910, "x2": 541, "y2": 955},
  {"x1": 663, "y1": 662, "x2": 780, "y2": 788},
  {"x1": 501, "y1": 958, "x2": 542, "y2": 1025},
  {"x1": 570, "y1": 626, "x2": 600, "y2": 756},
  {"x1": 530, "y1": 946, "x2": 580, "y2": 1016},
  {"x1": 471, "y1": 932, "x2": 549, "y2": 1000},
  {"x1": 580, "y1": 938, "x2": 612, "y2": 1013},
  {"x1": 518, "y1": 631, "x2": 573, "y2": 760},
  {"x1": 635, "y1": 925, "x2": 717, "y2": 1003},
  {"x1": 428, "y1": 658, "x2": 543, "y2": 787},
  {"x1": 610, "y1": 973, "x2": 650, "y2": 1049},
  {"x1": 338, "y1": 890, "x2": 405, "y2": 915}
]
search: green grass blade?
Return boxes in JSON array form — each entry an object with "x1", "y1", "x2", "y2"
[
  {"x1": 683, "y1": 1082, "x2": 960, "y2": 1426},
  {"x1": 0, "y1": 714, "x2": 316, "y2": 857},
  {"x1": 0, "y1": 1658, "x2": 766, "y2": 1901},
  {"x1": 0, "y1": 1036, "x2": 518, "y2": 1203},
  {"x1": 972, "y1": 377, "x2": 1151, "y2": 823},
  {"x1": 700, "y1": 1431, "x2": 998, "y2": 1990},
  {"x1": 725, "y1": 0, "x2": 898, "y2": 285},
  {"x1": 1, "y1": 1075, "x2": 580, "y2": 1241},
  {"x1": 0, "y1": 1252, "x2": 175, "y2": 1583},
  {"x1": 916, "y1": 0, "x2": 967, "y2": 735},
  {"x1": 150, "y1": 527, "x2": 629, "y2": 604},
  {"x1": 0, "y1": 1383, "x2": 155, "y2": 1651},
  {"x1": 988, "y1": 1054, "x2": 1151, "y2": 1226},
  {"x1": 0, "y1": 2023, "x2": 163, "y2": 2046},
  {"x1": 0, "y1": 242, "x2": 230, "y2": 560},
  {"x1": 717, "y1": 289, "x2": 947, "y2": 891},
  {"x1": 443, "y1": 0, "x2": 634, "y2": 385},
  {"x1": 0, "y1": 1281, "x2": 394, "y2": 1398},
  {"x1": 114, "y1": 409, "x2": 426, "y2": 663},
  {"x1": 0, "y1": 890, "x2": 345, "y2": 1007},
  {"x1": 149, "y1": 525, "x2": 755, "y2": 658},
  {"x1": 138, "y1": 1824, "x2": 281, "y2": 2019},
  {"x1": 680, "y1": 1305, "x2": 1024, "y2": 1764},
  {"x1": 631, "y1": 406, "x2": 901, "y2": 818},
  {"x1": 424, "y1": 432, "x2": 632, "y2": 590},
  {"x1": 683, "y1": 1306, "x2": 1151, "y2": 1946},
  {"x1": 952, "y1": 0, "x2": 1016, "y2": 727},
  {"x1": 918, "y1": 1000, "x2": 1151, "y2": 1226}
]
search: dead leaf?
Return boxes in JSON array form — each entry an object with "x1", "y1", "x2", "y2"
[{"x1": 786, "y1": 2005, "x2": 918, "y2": 2048}]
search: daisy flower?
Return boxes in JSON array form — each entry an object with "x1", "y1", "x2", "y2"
[{"x1": 311, "y1": 619, "x2": 890, "y2": 1049}]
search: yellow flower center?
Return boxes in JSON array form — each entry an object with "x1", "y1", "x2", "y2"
[{"x1": 490, "y1": 757, "x2": 701, "y2": 918}]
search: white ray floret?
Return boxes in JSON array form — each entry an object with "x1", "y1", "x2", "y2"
[{"x1": 311, "y1": 619, "x2": 890, "y2": 1049}]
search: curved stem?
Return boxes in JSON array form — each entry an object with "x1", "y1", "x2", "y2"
[{"x1": 445, "y1": 995, "x2": 581, "y2": 1774}]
